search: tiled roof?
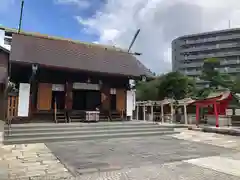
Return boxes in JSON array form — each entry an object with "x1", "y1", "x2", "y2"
[{"x1": 10, "y1": 33, "x2": 153, "y2": 77}]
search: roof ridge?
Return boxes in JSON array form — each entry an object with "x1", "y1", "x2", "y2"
[{"x1": 0, "y1": 26, "x2": 126, "y2": 53}]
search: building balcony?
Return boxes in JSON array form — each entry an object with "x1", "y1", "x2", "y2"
[
  {"x1": 220, "y1": 59, "x2": 240, "y2": 66},
  {"x1": 181, "y1": 43, "x2": 240, "y2": 53},
  {"x1": 182, "y1": 51, "x2": 240, "y2": 60},
  {"x1": 179, "y1": 34, "x2": 240, "y2": 46},
  {"x1": 179, "y1": 62, "x2": 203, "y2": 68},
  {"x1": 181, "y1": 70, "x2": 202, "y2": 76}
]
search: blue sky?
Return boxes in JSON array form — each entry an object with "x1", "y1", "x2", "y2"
[
  {"x1": 0, "y1": 0, "x2": 103, "y2": 42},
  {"x1": 1, "y1": 0, "x2": 239, "y2": 73}
]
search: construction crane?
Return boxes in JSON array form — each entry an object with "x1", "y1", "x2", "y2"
[{"x1": 128, "y1": 29, "x2": 141, "y2": 55}]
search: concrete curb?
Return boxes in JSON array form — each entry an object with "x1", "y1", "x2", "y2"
[
  {"x1": 188, "y1": 126, "x2": 240, "y2": 136},
  {"x1": 158, "y1": 123, "x2": 189, "y2": 128}
]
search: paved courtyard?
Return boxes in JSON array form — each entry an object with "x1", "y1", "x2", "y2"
[
  {"x1": 46, "y1": 130, "x2": 240, "y2": 179},
  {"x1": 2, "y1": 129, "x2": 240, "y2": 179}
]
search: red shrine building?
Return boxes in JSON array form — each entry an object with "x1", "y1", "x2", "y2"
[{"x1": 193, "y1": 91, "x2": 233, "y2": 127}]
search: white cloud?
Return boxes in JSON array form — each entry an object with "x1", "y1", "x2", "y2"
[
  {"x1": 75, "y1": 0, "x2": 240, "y2": 73},
  {"x1": 55, "y1": 0, "x2": 90, "y2": 9}
]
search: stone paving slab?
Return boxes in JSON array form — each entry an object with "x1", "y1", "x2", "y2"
[
  {"x1": 2, "y1": 129, "x2": 240, "y2": 179},
  {"x1": 46, "y1": 135, "x2": 237, "y2": 178},
  {"x1": 170, "y1": 129, "x2": 240, "y2": 149},
  {"x1": 78, "y1": 161, "x2": 240, "y2": 180},
  {"x1": 0, "y1": 143, "x2": 73, "y2": 180},
  {"x1": 186, "y1": 156, "x2": 240, "y2": 177},
  {"x1": 188, "y1": 126, "x2": 240, "y2": 136}
]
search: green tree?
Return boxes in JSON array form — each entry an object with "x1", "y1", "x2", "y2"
[
  {"x1": 201, "y1": 57, "x2": 221, "y2": 89},
  {"x1": 136, "y1": 77, "x2": 161, "y2": 101},
  {"x1": 158, "y1": 72, "x2": 196, "y2": 100},
  {"x1": 200, "y1": 58, "x2": 240, "y2": 103}
]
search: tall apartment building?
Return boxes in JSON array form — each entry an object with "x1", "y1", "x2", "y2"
[{"x1": 172, "y1": 28, "x2": 240, "y2": 87}]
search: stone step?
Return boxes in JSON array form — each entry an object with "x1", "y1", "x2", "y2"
[
  {"x1": 232, "y1": 121, "x2": 240, "y2": 124},
  {"x1": 5, "y1": 127, "x2": 170, "y2": 139},
  {"x1": 6, "y1": 121, "x2": 159, "y2": 129},
  {"x1": 5, "y1": 124, "x2": 169, "y2": 134},
  {"x1": 3, "y1": 131, "x2": 178, "y2": 145}
]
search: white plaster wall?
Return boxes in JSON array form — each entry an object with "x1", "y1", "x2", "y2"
[
  {"x1": 207, "y1": 115, "x2": 230, "y2": 126},
  {"x1": 0, "y1": 29, "x2": 11, "y2": 50}
]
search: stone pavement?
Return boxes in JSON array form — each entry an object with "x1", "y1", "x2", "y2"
[
  {"x1": 2, "y1": 129, "x2": 240, "y2": 179},
  {"x1": 77, "y1": 161, "x2": 240, "y2": 180},
  {"x1": 0, "y1": 143, "x2": 73, "y2": 180},
  {"x1": 46, "y1": 134, "x2": 240, "y2": 180},
  {"x1": 170, "y1": 129, "x2": 240, "y2": 149},
  {"x1": 189, "y1": 125, "x2": 240, "y2": 136}
]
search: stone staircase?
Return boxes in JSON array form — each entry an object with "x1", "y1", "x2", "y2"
[
  {"x1": 3, "y1": 121, "x2": 179, "y2": 145},
  {"x1": 55, "y1": 111, "x2": 67, "y2": 123}
]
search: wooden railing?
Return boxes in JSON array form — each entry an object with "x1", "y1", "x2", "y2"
[
  {"x1": 7, "y1": 95, "x2": 18, "y2": 119},
  {"x1": 6, "y1": 95, "x2": 18, "y2": 134}
]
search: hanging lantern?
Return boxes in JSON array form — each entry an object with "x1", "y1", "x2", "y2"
[
  {"x1": 99, "y1": 80, "x2": 103, "y2": 87},
  {"x1": 87, "y1": 78, "x2": 91, "y2": 83},
  {"x1": 32, "y1": 64, "x2": 38, "y2": 74},
  {"x1": 141, "y1": 75, "x2": 146, "y2": 82}
]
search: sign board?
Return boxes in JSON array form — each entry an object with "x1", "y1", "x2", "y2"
[
  {"x1": 110, "y1": 88, "x2": 116, "y2": 95},
  {"x1": 52, "y1": 84, "x2": 64, "y2": 91},
  {"x1": 127, "y1": 90, "x2": 133, "y2": 116},
  {"x1": 73, "y1": 83, "x2": 100, "y2": 90},
  {"x1": 226, "y1": 109, "x2": 233, "y2": 116},
  {"x1": 18, "y1": 83, "x2": 30, "y2": 117},
  {"x1": 236, "y1": 109, "x2": 240, "y2": 115},
  {"x1": 132, "y1": 90, "x2": 136, "y2": 111}
]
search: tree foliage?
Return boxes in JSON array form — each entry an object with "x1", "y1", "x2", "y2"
[
  {"x1": 136, "y1": 72, "x2": 196, "y2": 101},
  {"x1": 158, "y1": 72, "x2": 196, "y2": 100},
  {"x1": 200, "y1": 57, "x2": 240, "y2": 103},
  {"x1": 136, "y1": 57, "x2": 240, "y2": 102},
  {"x1": 136, "y1": 77, "x2": 160, "y2": 101}
]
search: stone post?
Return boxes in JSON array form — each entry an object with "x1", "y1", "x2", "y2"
[
  {"x1": 161, "y1": 104, "x2": 164, "y2": 123},
  {"x1": 184, "y1": 104, "x2": 188, "y2": 125},
  {"x1": 151, "y1": 105, "x2": 154, "y2": 121},
  {"x1": 136, "y1": 105, "x2": 139, "y2": 120},
  {"x1": 170, "y1": 102, "x2": 173, "y2": 123},
  {"x1": 143, "y1": 105, "x2": 146, "y2": 121}
]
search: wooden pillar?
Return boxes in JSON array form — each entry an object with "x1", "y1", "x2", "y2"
[
  {"x1": 184, "y1": 104, "x2": 188, "y2": 125},
  {"x1": 151, "y1": 105, "x2": 154, "y2": 121},
  {"x1": 136, "y1": 105, "x2": 139, "y2": 120},
  {"x1": 214, "y1": 102, "x2": 219, "y2": 127},
  {"x1": 196, "y1": 104, "x2": 199, "y2": 127},
  {"x1": 143, "y1": 105, "x2": 146, "y2": 121},
  {"x1": 0, "y1": 84, "x2": 5, "y2": 120},
  {"x1": 161, "y1": 104, "x2": 164, "y2": 123},
  {"x1": 101, "y1": 86, "x2": 110, "y2": 111}
]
